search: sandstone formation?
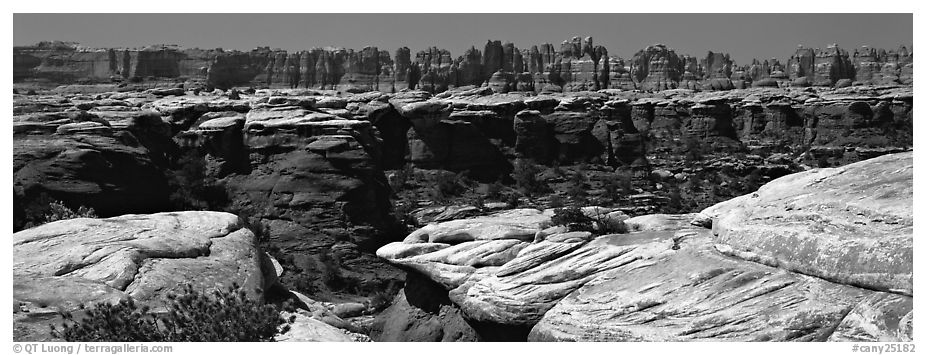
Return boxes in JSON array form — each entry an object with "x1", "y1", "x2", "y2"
[
  {"x1": 13, "y1": 109, "x2": 174, "y2": 230},
  {"x1": 14, "y1": 84, "x2": 913, "y2": 229},
  {"x1": 15, "y1": 40, "x2": 913, "y2": 93},
  {"x1": 276, "y1": 312, "x2": 356, "y2": 342},
  {"x1": 11, "y1": 37, "x2": 916, "y2": 343},
  {"x1": 13, "y1": 211, "x2": 272, "y2": 341},
  {"x1": 376, "y1": 152, "x2": 911, "y2": 341},
  {"x1": 698, "y1": 152, "x2": 912, "y2": 295},
  {"x1": 369, "y1": 272, "x2": 480, "y2": 341},
  {"x1": 13, "y1": 88, "x2": 408, "y2": 301}
]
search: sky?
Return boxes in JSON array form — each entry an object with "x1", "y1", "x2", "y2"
[{"x1": 13, "y1": 13, "x2": 913, "y2": 64}]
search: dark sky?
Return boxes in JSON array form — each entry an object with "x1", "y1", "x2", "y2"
[{"x1": 14, "y1": 13, "x2": 913, "y2": 64}]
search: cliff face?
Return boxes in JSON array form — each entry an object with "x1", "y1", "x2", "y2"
[
  {"x1": 14, "y1": 40, "x2": 913, "y2": 92},
  {"x1": 14, "y1": 42, "x2": 201, "y2": 83}
]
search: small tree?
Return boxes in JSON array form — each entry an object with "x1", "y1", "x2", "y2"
[{"x1": 43, "y1": 200, "x2": 98, "y2": 224}]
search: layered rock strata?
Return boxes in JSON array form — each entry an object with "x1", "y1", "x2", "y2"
[{"x1": 15, "y1": 40, "x2": 913, "y2": 92}]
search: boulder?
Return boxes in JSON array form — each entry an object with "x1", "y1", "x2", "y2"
[
  {"x1": 13, "y1": 212, "x2": 268, "y2": 341},
  {"x1": 370, "y1": 273, "x2": 479, "y2": 342}
]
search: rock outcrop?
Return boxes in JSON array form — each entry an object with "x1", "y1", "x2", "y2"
[
  {"x1": 13, "y1": 109, "x2": 174, "y2": 230},
  {"x1": 16, "y1": 41, "x2": 912, "y2": 91},
  {"x1": 369, "y1": 272, "x2": 480, "y2": 341},
  {"x1": 13, "y1": 211, "x2": 271, "y2": 341},
  {"x1": 377, "y1": 152, "x2": 912, "y2": 341},
  {"x1": 698, "y1": 152, "x2": 912, "y2": 295}
]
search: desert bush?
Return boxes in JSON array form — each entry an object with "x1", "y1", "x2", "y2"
[
  {"x1": 512, "y1": 159, "x2": 549, "y2": 197},
  {"x1": 548, "y1": 195, "x2": 565, "y2": 208},
  {"x1": 392, "y1": 202, "x2": 416, "y2": 225},
  {"x1": 603, "y1": 173, "x2": 633, "y2": 203},
  {"x1": 688, "y1": 173, "x2": 704, "y2": 193},
  {"x1": 744, "y1": 170, "x2": 764, "y2": 192},
  {"x1": 595, "y1": 215, "x2": 629, "y2": 234},
  {"x1": 427, "y1": 170, "x2": 468, "y2": 203},
  {"x1": 364, "y1": 280, "x2": 401, "y2": 314},
  {"x1": 550, "y1": 207, "x2": 594, "y2": 232},
  {"x1": 505, "y1": 191, "x2": 522, "y2": 209},
  {"x1": 42, "y1": 200, "x2": 98, "y2": 224},
  {"x1": 684, "y1": 136, "x2": 703, "y2": 163},
  {"x1": 467, "y1": 195, "x2": 486, "y2": 209},
  {"x1": 317, "y1": 251, "x2": 360, "y2": 294},
  {"x1": 51, "y1": 283, "x2": 293, "y2": 342},
  {"x1": 566, "y1": 170, "x2": 589, "y2": 205},
  {"x1": 665, "y1": 188, "x2": 684, "y2": 213},
  {"x1": 485, "y1": 179, "x2": 505, "y2": 200},
  {"x1": 167, "y1": 150, "x2": 229, "y2": 211}
]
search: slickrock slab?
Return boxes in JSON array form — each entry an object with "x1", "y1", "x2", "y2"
[
  {"x1": 402, "y1": 208, "x2": 552, "y2": 244},
  {"x1": 276, "y1": 312, "x2": 355, "y2": 342},
  {"x1": 527, "y1": 229, "x2": 906, "y2": 341},
  {"x1": 13, "y1": 211, "x2": 268, "y2": 341},
  {"x1": 380, "y1": 153, "x2": 912, "y2": 340},
  {"x1": 698, "y1": 152, "x2": 912, "y2": 295}
]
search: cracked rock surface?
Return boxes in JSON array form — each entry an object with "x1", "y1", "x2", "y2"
[
  {"x1": 378, "y1": 152, "x2": 912, "y2": 341},
  {"x1": 13, "y1": 211, "x2": 268, "y2": 341}
]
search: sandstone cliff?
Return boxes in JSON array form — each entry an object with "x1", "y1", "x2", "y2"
[{"x1": 15, "y1": 40, "x2": 913, "y2": 92}]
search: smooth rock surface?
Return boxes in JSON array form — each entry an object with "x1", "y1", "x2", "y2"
[
  {"x1": 13, "y1": 211, "x2": 268, "y2": 341},
  {"x1": 701, "y1": 152, "x2": 912, "y2": 295}
]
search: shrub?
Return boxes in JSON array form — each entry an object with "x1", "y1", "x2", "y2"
[
  {"x1": 684, "y1": 136, "x2": 703, "y2": 163},
  {"x1": 744, "y1": 170, "x2": 764, "y2": 192},
  {"x1": 364, "y1": 280, "x2": 401, "y2": 313},
  {"x1": 595, "y1": 215, "x2": 629, "y2": 234},
  {"x1": 467, "y1": 195, "x2": 486, "y2": 209},
  {"x1": 688, "y1": 173, "x2": 703, "y2": 193},
  {"x1": 512, "y1": 159, "x2": 548, "y2": 197},
  {"x1": 603, "y1": 173, "x2": 633, "y2": 203},
  {"x1": 51, "y1": 283, "x2": 293, "y2": 342},
  {"x1": 665, "y1": 188, "x2": 684, "y2": 213},
  {"x1": 167, "y1": 150, "x2": 229, "y2": 211},
  {"x1": 505, "y1": 191, "x2": 522, "y2": 209},
  {"x1": 485, "y1": 180, "x2": 504, "y2": 200},
  {"x1": 43, "y1": 200, "x2": 98, "y2": 224},
  {"x1": 317, "y1": 251, "x2": 360, "y2": 294},
  {"x1": 548, "y1": 195, "x2": 565, "y2": 208},
  {"x1": 550, "y1": 207, "x2": 594, "y2": 232},
  {"x1": 428, "y1": 170, "x2": 468, "y2": 203},
  {"x1": 566, "y1": 171, "x2": 589, "y2": 205},
  {"x1": 392, "y1": 201, "x2": 416, "y2": 225}
]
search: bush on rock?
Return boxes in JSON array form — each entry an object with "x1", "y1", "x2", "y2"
[{"x1": 51, "y1": 283, "x2": 293, "y2": 342}]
